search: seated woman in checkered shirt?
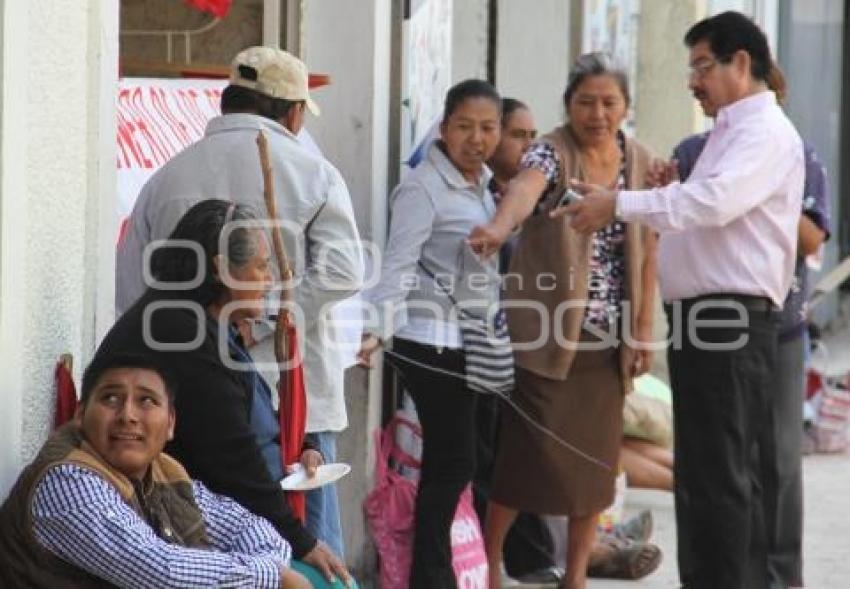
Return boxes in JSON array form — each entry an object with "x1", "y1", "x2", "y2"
[{"x1": 0, "y1": 352, "x2": 309, "y2": 589}]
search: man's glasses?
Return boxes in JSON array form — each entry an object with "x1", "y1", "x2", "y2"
[{"x1": 688, "y1": 58, "x2": 721, "y2": 79}]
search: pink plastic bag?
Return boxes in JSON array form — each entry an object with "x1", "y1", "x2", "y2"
[
  {"x1": 364, "y1": 416, "x2": 489, "y2": 588},
  {"x1": 450, "y1": 491, "x2": 489, "y2": 588},
  {"x1": 815, "y1": 377, "x2": 850, "y2": 453}
]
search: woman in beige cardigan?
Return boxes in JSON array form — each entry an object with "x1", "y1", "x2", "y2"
[{"x1": 469, "y1": 53, "x2": 659, "y2": 589}]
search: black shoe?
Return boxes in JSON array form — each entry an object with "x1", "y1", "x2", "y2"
[{"x1": 512, "y1": 566, "x2": 564, "y2": 586}]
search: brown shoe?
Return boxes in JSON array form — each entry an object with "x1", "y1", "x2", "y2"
[{"x1": 587, "y1": 536, "x2": 662, "y2": 580}]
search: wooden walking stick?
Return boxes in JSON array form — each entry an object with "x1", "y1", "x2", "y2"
[
  {"x1": 256, "y1": 130, "x2": 308, "y2": 521},
  {"x1": 256, "y1": 130, "x2": 294, "y2": 363}
]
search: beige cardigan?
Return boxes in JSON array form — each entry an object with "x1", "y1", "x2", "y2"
[{"x1": 504, "y1": 125, "x2": 655, "y2": 391}]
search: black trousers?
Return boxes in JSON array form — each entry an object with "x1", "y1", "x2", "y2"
[
  {"x1": 765, "y1": 334, "x2": 805, "y2": 586},
  {"x1": 392, "y1": 338, "x2": 477, "y2": 589},
  {"x1": 667, "y1": 298, "x2": 779, "y2": 589},
  {"x1": 472, "y1": 394, "x2": 555, "y2": 578}
]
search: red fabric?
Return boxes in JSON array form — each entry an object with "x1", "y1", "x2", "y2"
[
  {"x1": 279, "y1": 323, "x2": 307, "y2": 522},
  {"x1": 806, "y1": 369, "x2": 823, "y2": 401},
  {"x1": 184, "y1": 0, "x2": 232, "y2": 18},
  {"x1": 54, "y1": 362, "x2": 78, "y2": 428}
]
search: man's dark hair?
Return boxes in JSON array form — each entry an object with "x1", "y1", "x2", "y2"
[
  {"x1": 442, "y1": 79, "x2": 502, "y2": 121},
  {"x1": 149, "y1": 199, "x2": 261, "y2": 307},
  {"x1": 765, "y1": 61, "x2": 787, "y2": 104},
  {"x1": 81, "y1": 353, "x2": 178, "y2": 407},
  {"x1": 501, "y1": 98, "x2": 528, "y2": 126},
  {"x1": 684, "y1": 11, "x2": 772, "y2": 81},
  {"x1": 220, "y1": 84, "x2": 303, "y2": 122}
]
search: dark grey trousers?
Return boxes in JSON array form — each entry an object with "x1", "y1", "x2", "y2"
[
  {"x1": 667, "y1": 301, "x2": 779, "y2": 589},
  {"x1": 764, "y1": 334, "x2": 805, "y2": 587}
]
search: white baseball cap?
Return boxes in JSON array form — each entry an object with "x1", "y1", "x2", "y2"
[{"x1": 230, "y1": 46, "x2": 320, "y2": 116}]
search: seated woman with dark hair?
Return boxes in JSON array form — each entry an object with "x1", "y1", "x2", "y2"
[{"x1": 93, "y1": 199, "x2": 354, "y2": 588}]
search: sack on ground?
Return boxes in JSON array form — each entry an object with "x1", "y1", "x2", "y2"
[{"x1": 623, "y1": 375, "x2": 672, "y2": 448}]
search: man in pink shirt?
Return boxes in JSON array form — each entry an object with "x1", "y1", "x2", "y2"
[{"x1": 556, "y1": 12, "x2": 804, "y2": 589}]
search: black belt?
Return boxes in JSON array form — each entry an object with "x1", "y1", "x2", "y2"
[{"x1": 668, "y1": 294, "x2": 777, "y2": 314}]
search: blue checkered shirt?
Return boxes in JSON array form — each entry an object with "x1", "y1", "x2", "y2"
[{"x1": 32, "y1": 464, "x2": 291, "y2": 588}]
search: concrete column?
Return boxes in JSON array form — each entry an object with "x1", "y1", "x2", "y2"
[
  {"x1": 0, "y1": 0, "x2": 118, "y2": 497},
  {"x1": 494, "y1": 0, "x2": 572, "y2": 132},
  {"x1": 302, "y1": 0, "x2": 391, "y2": 245},
  {"x1": 0, "y1": 0, "x2": 30, "y2": 496},
  {"x1": 634, "y1": 0, "x2": 706, "y2": 157},
  {"x1": 301, "y1": 0, "x2": 392, "y2": 580},
  {"x1": 85, "y1": 0, "x2": 120, "y2": 355},
  {"x1": 452, "y1": 0, "x2": 488, "y2": 82},
  {"x1": 631, "y1": 1, "x2": 705, "y2": 382},
  {"x1": 262, "y1": 0, "x2": 283, "y2": 47}
]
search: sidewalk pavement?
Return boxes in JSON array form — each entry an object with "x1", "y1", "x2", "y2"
[
  {"x1": 811, "y1": 325, "x2": 850, "y2": 378},
  {"x1": 586, "y1": 452, "x2": 850, "y2": 588}
]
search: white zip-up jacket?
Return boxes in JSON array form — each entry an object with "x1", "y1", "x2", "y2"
[{"x1": 116, "y1": 113, "x2": 364, "y2": 432}]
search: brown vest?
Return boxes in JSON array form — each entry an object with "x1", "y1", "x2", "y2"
[
  {"x1": 505, "y1": 125, "x2": 655, "y2": 390},
  {"x1": 0, "y1": 424, "x2": 210, "y2": 588}
]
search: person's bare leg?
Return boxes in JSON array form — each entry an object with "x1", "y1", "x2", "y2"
[
  {"x1": 563, "y1": 513, "x2": 598, "y2": 589},
  {"x1": 623, "y1": 437, "x2": 674, "y2": 469},
  {"x1": 484, "y1": 500, "x2": 518, "y2": 589},
  {"x1": 621, "y1": 445, "x2": 673, "y2": 491}
]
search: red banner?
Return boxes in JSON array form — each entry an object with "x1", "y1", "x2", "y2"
[{"x1": 116, "y1": 78, "x2": 225, "y2": 221}]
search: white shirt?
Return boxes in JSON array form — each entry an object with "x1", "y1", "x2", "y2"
[
  {"x1": 116, "y1": 114, "x2": 364, "y2": 432},
  {"x1": 617, "y1": 91, "x2": 804, "y2": 306}
]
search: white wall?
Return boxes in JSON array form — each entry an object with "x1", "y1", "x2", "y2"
[
  {"x1": 452, "y1": 0, "x2": 488, "y2": 82},
  {"x1": 0, "y1": 0, "x2": 29, "y2": 494},
  {"x1": 0, "y1": 0, "x2": 118, "y2": 497},
  {"x1": 494, "y1": 0, "x2": 571, "y2": 133},
  {"x1": 301, "y1": 0, "x2": 391, "y2": 245}
]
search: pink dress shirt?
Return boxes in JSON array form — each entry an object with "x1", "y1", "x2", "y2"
[{"x1": 617, "y1": 91, "x2": 804, "y2": 306}]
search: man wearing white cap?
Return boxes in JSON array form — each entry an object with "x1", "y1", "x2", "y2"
[
  {"x1": 116, "y1": 47, "x2": 363, "y2": 586},
  {"x1": 228, "y1": 45, "x2": 323, "y2": 116}
]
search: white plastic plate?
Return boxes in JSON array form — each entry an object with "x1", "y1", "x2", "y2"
[{"x1": 280, "y1": 462, "x2": 351, "y2": 491}]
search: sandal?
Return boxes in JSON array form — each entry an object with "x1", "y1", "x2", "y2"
[
  {"x1": 587, "y1": 538, "x2": 662, "y2": 580},
  {"x1": 613, "y1": 509, "x2": 653, "y2": 543}
]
